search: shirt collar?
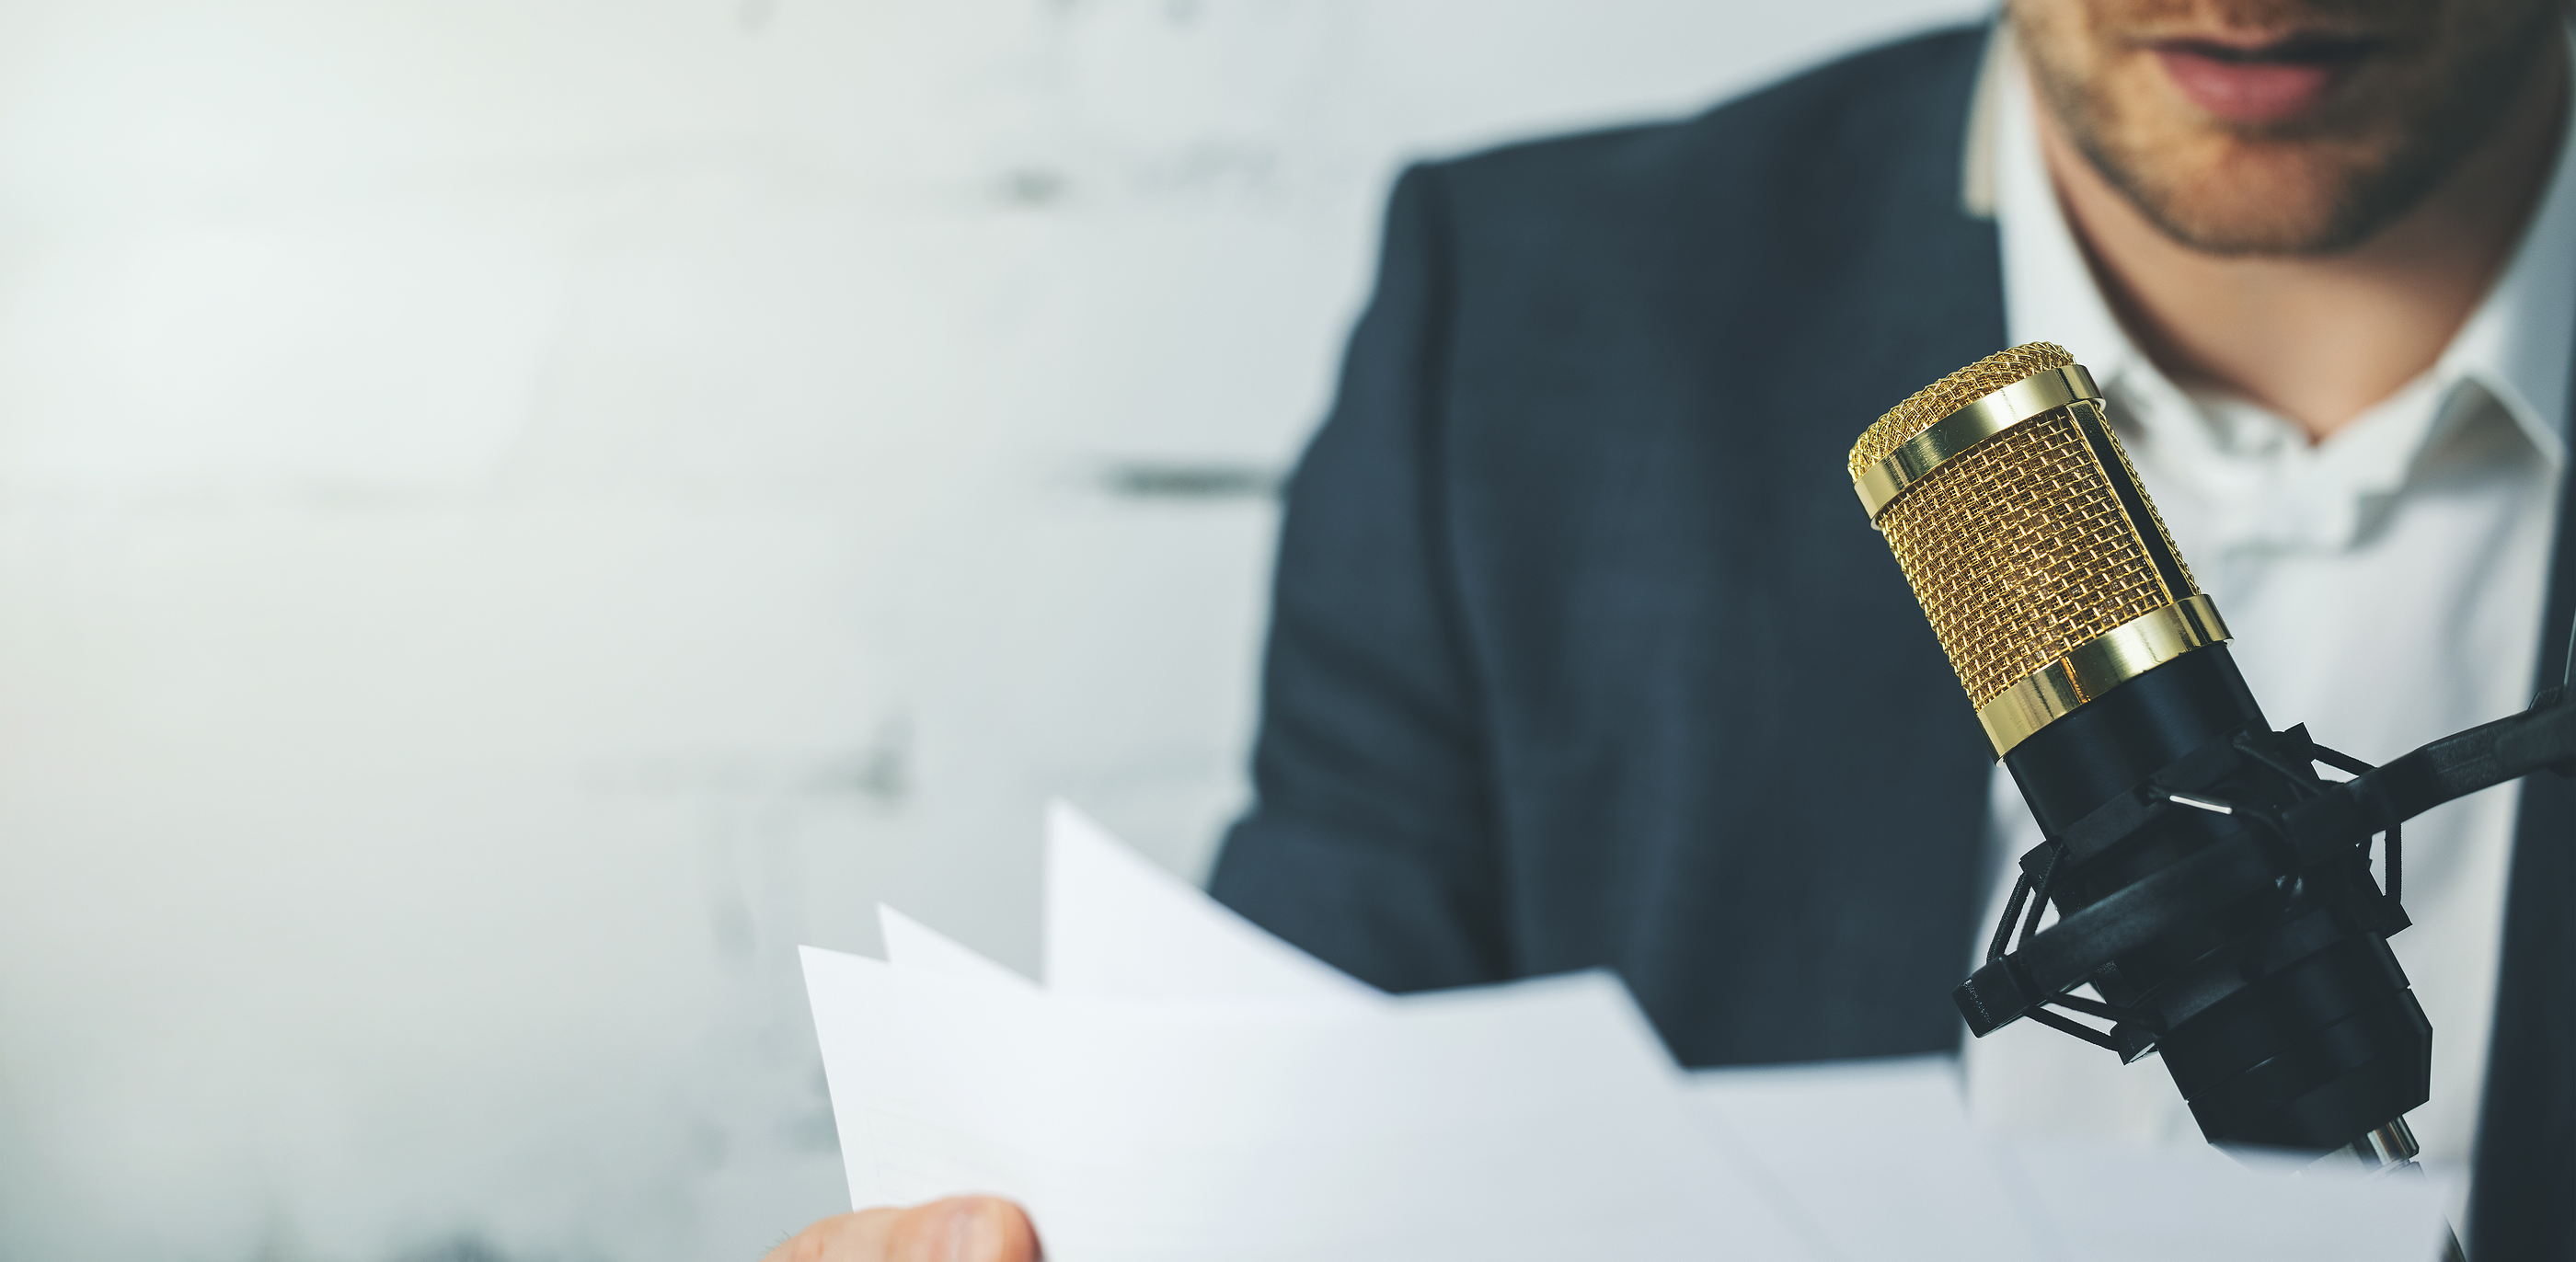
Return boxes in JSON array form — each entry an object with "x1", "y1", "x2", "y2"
[{"x1": 1985, "y1": 22, "x2": 2576, "y2": 491}]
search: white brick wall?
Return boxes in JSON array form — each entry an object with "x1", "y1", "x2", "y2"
[{"x1": 0, "y1": 3, "x2": 1976, "y2": 1258}]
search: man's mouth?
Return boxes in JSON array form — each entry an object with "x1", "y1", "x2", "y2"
[{"x1": 2151, "y1": 33, "x2": 2377, "y2": 125}]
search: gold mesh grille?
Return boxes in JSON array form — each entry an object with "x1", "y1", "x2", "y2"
[
  {"x1": 1847, "y1": 342, "x2": 2076, "y2": 482},
  {"x1": 1877, "y1": 406, "x2": 2175, "y2": 707}
]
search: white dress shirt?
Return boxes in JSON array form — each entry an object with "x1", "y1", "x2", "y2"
[{"x1": 1957, "y1": 33, "x2": 2576, "y2": 1210}]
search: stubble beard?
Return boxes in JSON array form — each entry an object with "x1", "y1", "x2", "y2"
[{"x1": 2015, "y1": 0, "x2": 2564, "y2": 257}]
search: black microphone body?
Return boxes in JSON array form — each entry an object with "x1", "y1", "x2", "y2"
[{"x1": 2001, "y1": 645, "x2": 2431, "y2": 1152}]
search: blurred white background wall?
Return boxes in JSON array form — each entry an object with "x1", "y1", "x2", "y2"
[{"x1": 0, "y1": 2, "x2": 1978, "y2": 1258}]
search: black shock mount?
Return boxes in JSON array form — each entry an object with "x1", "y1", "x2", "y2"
[{"x1": 1959, "y1": 654, "x2": 2576, "y2": 1152}]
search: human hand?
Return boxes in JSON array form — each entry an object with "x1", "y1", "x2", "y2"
[{"x1": 764, "y1": 1197, "x2": 1039, "y2": 1262}]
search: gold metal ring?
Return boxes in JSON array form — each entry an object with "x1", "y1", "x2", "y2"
[
  {"x1": 1856, "y1": 363, "x2": 2101, "y2": 522},
  {"x1": 1976, "y1": 593, "x2": 2232, "y2": 757}
]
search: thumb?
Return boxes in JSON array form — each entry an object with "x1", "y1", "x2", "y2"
[{"x1": 885, "y1": 1197, "x2": 1040, "y2": 1262}]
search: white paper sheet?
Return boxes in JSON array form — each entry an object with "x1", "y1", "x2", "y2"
[
  {"x1": 806, "y1": 947, "x2": 1822, "y2": 1261},
  {"x1": 813, "y1": 802, "x2": 2454, "y2": 1262},
  {"x1": 1041, "y1": 798, "x2": 1375, "y2": 1004},
  {"x1": 1989, "y1": 1136, "x2": 2457, "y2": 1262},
  {"x1": 1685, "y1": 1056, "x2": 2050, "y2": 1262},
  {"x1": 1681, "y1": 1055, "x2": 2452, "y2": 1262}
]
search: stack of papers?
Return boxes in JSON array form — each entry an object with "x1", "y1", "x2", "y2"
[{"x1": 800, "y1": 802, "x2": 2453, "y2": 1261}]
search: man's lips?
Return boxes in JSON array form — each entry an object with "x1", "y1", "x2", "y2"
[{"x1": 2152, "y1": 34, "x2": 2376, "y2": 124}]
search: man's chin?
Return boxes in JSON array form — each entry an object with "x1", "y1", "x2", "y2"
[
  {"x1": 2090, "y1": 135, "x2": 2391, "y2": 255},
  {"x1": 2128, "y1": 189, "x2": 2352, "y2": 256}
]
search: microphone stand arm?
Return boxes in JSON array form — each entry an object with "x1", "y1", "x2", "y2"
[{"x1": 2347, "y1": 684, "x2": 2576, "y2": 830}]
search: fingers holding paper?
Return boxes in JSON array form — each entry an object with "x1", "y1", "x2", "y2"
[{"x1": 765, "y1": 1197, "x2": 1038, "y2": 1262}]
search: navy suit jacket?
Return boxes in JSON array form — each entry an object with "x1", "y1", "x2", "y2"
[{"x1": 1208, "y1": 25, "x2": 2576, "y2": 1259}]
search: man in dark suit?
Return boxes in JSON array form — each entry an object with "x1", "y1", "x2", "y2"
[{"x1": 775, "y1": 1, "x2": 2576, "y2": 1257}]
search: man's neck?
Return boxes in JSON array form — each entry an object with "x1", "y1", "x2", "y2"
[{"x1": 2040, "y1": 43, "x2": 2572, "y2": 443}]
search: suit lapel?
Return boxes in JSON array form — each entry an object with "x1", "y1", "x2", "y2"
[{"x1": 2466, "y1": 370, "x2": 2576, "y2": 1260}]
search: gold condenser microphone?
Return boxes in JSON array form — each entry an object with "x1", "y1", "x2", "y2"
[{"x1": 1851, "y1": 344, "x2": 2434, "y2": 1168}]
